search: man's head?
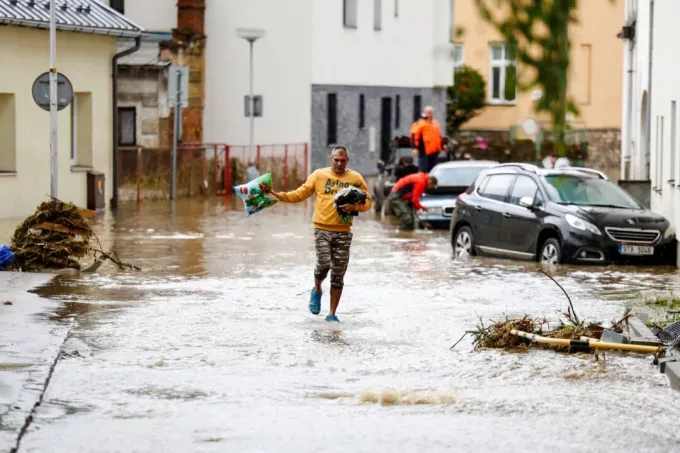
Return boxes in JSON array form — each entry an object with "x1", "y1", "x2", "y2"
[
  {"x1": 427, "y1": 175, "x2": 438, "y2": 190},
  {"x1": 330, "y1": 146, "x2": 349, "y2": 174},
  {"x1": 424, "y1": 105, "x2": 435, "y2": 120},
  {"x1": 549, "y1": 152, "x2": 558, "y2": 165}
]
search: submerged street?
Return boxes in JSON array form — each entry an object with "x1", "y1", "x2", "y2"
[{"x1": 3, "y1": 198, "x2": 680, "y2": 452}]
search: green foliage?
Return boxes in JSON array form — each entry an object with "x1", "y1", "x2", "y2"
[
  {"x1": 474, "y1": 0, "x2": 582, "y2": 155},
  {"x1": 446, "y1": 65, "x2": 487, "y2": 136}
]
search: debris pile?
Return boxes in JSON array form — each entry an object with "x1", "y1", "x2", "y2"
[{"x1": 7, "y1": 199, "x2": 139, "y2": 273}]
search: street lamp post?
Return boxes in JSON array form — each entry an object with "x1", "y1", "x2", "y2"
[{"x1": 236, "y1": 27, "x2": 266, "y2": 181}]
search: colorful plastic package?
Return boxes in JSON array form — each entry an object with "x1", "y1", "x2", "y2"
[{"x1": 233, "y1": 172, "x2": 279, "y2": 217}]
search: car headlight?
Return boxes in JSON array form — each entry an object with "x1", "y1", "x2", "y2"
[
  {"x1": 565, "y1": 213, "x2": 601, "y2": 235},
  {"x1": 664, "y1": 225, "x2": 675, "y2": 239}
]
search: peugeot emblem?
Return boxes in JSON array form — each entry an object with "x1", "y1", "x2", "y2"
[{"x1": 626, "y1": 219, "x2": 635, "y2": 225}]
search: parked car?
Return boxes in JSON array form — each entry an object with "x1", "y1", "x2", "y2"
[
  {"x1": 373, "y1": 135, "x2": 451, "y2": 213},
  {"x1": 418, "y1": 160, "x2": 499, "y2": 229},
  {"x1": 449, "y1": 163, "x2": 677, "y2": 265}
]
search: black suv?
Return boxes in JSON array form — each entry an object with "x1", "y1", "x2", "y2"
[{"x1": 449, "y1": 163, "x2": 677, "y2": 265}]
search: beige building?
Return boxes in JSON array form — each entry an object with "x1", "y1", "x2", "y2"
[
  {"x1": 0, "y1": 1, "x2": 141, "y2": 219},
  {"x1": 452, "y1": 0, "x2": 624, "y2": 177}
]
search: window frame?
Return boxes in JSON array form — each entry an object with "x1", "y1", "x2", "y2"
[
  {"x1": 412, "y1": 94, "x2": 422, "y2": 122},
  {"x1": 327, "y1": 93, "x2": 338, "y2": 145},
  {"x1": 488, "y1": 42, "x2": 517, "y2": 105},
  {"x1": 508, "y1": 175, "x2": 540, "y2": 206},
  {"x1": 117, "y1": 106, "x2": 137, "y2": 147},
  {"x1": 477, "y1": 173, "x2": 516, "y2": 203},
  {"x1": 359, "y1": 94, "x2": 365, "y2": 129},
  {"x1": 110, "y1": 0, "x2": 124, "y2": 14},
  {"x1": 453, "y1": 43, "x2": 465, "y2": 72},
  {"x1": 71, "y1": 98, "x2": 78, "y2": 166}
]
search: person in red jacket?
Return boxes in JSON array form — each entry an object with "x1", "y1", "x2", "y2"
[{"x1": 386, "y1": 172, "x2": 438, "y2": 230}]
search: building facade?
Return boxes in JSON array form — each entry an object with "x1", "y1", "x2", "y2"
[
  {"x1": 0, "y1": 0, "x2": 141, "y2": 219},
  {"x1": 203, "y1": 0, "x2": 454, "y2": 176},
  {"x1": 453, "y1": 0, "x2": 624, "y2": 179},
  {"x1": 641, "y1": 0, "x2": 680, "y2": 264}
]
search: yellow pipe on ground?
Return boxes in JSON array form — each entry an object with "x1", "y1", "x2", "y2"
[{"x1": 510, "y1": 329, "x2": 663, "y2": 354}]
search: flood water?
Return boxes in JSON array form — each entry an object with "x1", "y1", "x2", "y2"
[{"x1": 4, "y1": 198, "x2": 680, "y2": 452}]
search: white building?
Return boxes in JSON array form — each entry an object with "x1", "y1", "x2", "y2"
[
  {"x1": 621, "y1": 0, "x2": 680, "y2": 264},
  {"x1": 114, "y1": 0, "x2": 455, "y2": 176}
]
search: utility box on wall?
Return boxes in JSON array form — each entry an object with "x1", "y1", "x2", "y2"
[{"x1": 87, "y1": 171, "x2": 106, "y2": 211}]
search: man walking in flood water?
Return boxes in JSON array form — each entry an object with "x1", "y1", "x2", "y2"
[
  {"x1": 270, "y1": 147, "x2": 372, "y2": 322},
  {"x1": 411, "y1": 105, "x2": 447, "y2": 173}
]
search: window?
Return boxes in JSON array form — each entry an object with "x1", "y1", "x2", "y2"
[
  {"x1": 671, "y1": 101, "x2": 676, "y2": 184},
  {"x1": 118, "y1": 107, "x2": 136, "y2": 147},
  {"x1": 453, "y1": 44, "x2": 465, "y2": 72},
  {"x1": 395, "y1": 95, "x2": 400, "y2": 128},
  {"x1": 543, "y1": 175, "x2": 642, "y2": 209},
  {"x1": 327, "y1": 93, "x2": 337, "y2": 145},
  {"x1": 110, "y1": 0, "x2": 124, "y2": 14},
  {"x1": 509, "y1": 176, "x2": 539, "y2": 206},
  {"x1": 413, "y1": 95, "x2": 422, "y2": 122},
  {"x1": 359, "y1": 94, "x2": 365, "y2": 129},
  {"x1": 489, "y1": 43, "x2": 517, "y2": 103},
  {"x1": 374, "y1": 0, "x2": 382, "y2": 30},
  {"x1": 72, "y1": 93, "x2": 93, "y2": 167},
  {"x1": 394, "y1": 0, "x2": 398, "y2": 17},
  {"x1": 0, "y1": 93, "x2": 16, "y2": 173},
  {"x1": 343, "y1": 0, "x2": 358, "y2": 28},
  {"x1": 479, "y1": 174, "x2": 515, "y2": 202}
]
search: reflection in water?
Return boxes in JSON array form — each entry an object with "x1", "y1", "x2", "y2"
[{"x1": 11, "y1": 198, "x2": 680, "y2": 453}]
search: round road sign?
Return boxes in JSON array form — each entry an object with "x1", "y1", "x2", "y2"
[{"x1": 31, "y1": 72, "x2": 74, "y2": 112}]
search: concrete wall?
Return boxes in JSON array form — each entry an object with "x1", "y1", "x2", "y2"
[
  {"x1": 649, "y1": 0, "x2": 680, "y2": 261},
  {"x1": 454, "y1": 0, "x2": 624, "y2": 131},
  {"x1": 117, "y1": 67, "x2": 170, "y2": 149},
  {"x1": 311, "y1": 0, "x2": 453, "y2": 88},
  {"x1": 203, "y1": 0, "x2": 314, "y2": 149},
  {"x1": 0, "y1": 26, "x2": 116, "y2": 219},
  {"x1": 311, "y1": 85, "x2": 446, "y2": 176}
]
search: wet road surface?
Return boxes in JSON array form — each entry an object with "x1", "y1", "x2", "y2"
[{"x1": 4, "y1": 198, "x2": 680, "y2": 452}]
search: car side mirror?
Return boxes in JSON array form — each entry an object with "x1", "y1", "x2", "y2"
[{"x1": 519, "y1": 196, "x2": 535, "y2": 209}]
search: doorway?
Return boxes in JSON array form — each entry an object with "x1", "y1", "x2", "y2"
[{"x1": 380, "y1": 97, "x2": 392, "y2": 162}]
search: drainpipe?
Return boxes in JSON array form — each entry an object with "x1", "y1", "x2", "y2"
[
  {"x1": 621, "y1": 32, "x2": 632, "y2": 180},
  {"x1": 645, "y1": 0, "x2": 654, "y2": 181},
  {"x1": 111, "y1": 36, "x2": 142, "y2": 209}
]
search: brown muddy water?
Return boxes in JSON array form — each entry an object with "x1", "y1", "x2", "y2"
[{"x1": 2, "y1": 198, "x2": 680, "y2": 453}]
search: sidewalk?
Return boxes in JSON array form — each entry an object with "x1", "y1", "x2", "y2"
[{"x1": 0, "y1": 272, "x2": 67, "y2": 453}]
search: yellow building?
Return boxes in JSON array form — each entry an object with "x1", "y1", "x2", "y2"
[
  {"x1": 0, "y1": 0, "x2": 141, "y2": 219},
  {"x1": 453, "y1": 0, "x2": 624, "y2": 178}
]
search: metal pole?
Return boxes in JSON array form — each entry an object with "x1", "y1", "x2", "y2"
[
  {"x1": 171, "y1": 70, "x2": 181, "y2": 200},
  {"x1": 249, "y1": 39, "x2": 254, "y2": 164},
  {"x1": 49, "y1": 0, "x2": 58, "y2": 198}
]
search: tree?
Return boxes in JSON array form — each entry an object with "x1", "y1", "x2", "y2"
[
  {"x1": 446, "y1": 65, "x2": 487, "y2": 136},
  {"x1": 474, "y1": 0, "x2": 581, "y2": 156}
]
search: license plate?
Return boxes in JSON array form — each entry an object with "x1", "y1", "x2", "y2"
[{"x1": 618, "y1": 244, "x2": 654, "y2": 256}]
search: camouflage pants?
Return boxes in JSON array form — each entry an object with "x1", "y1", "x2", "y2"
[
  {"x1": 386, "y1": 193, "x2": 415, "y2": 230},
  {"x1": 314, "y1": 229, "x2": 353, "y2": 289}
]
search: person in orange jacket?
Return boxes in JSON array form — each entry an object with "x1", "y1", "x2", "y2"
[
  {"x1": 411, "y1": 106, "x2": 447, "y2": 173},
  {"x1": 386, "y1": 171, "x2": 438, "y2": 230}
]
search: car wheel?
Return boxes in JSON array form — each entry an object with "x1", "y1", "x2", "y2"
[
  {"x1": 453, "y1": 226, "x2": 475, "y2": 258},
  {"x1": 539, "y1": 238, "x2": 562, "y2": 265}
]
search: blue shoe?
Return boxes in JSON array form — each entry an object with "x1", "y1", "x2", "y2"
[
  {"x1": 325, "y1": 314, "x2": 340, "y2": 323},
  {"x1": 309, "y1": 288, "x2": 321, "y2": 315}
]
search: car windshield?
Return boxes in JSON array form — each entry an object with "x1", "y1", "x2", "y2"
[
  {"x1": 542, "y1": 174, "x2": 642, "y2": 209},
  {"x1": 430, "y1": 166, "x2": 491, "y2": 187}
]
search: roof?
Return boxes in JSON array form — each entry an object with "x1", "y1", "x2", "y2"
[{"x1": 0, "y1": 0, "x2": 143, "y2": 38}]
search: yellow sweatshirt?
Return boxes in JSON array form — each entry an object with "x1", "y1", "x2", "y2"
[{"x1": 276, "y1": 167, "x2": 372, "y2": 232}]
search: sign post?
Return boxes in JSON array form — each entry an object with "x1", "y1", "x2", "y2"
[
  {"x1": 167, "y1": 65, "x2": 189, "y2": 200},
  {"x1": 49, "y1": 0, "x2": 58, "y2": 198}
]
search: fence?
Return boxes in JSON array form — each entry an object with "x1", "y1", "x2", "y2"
[{"x1": 117, "y1": 143, "x2": 309, "y2": 203}]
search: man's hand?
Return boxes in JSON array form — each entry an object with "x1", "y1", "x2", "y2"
[
  {"x1": 339, "y1": 204, "x2": 357, "y2": 213},
  {"x1": 411, "y1": 149, "x2": 418, "y2": 157}
]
